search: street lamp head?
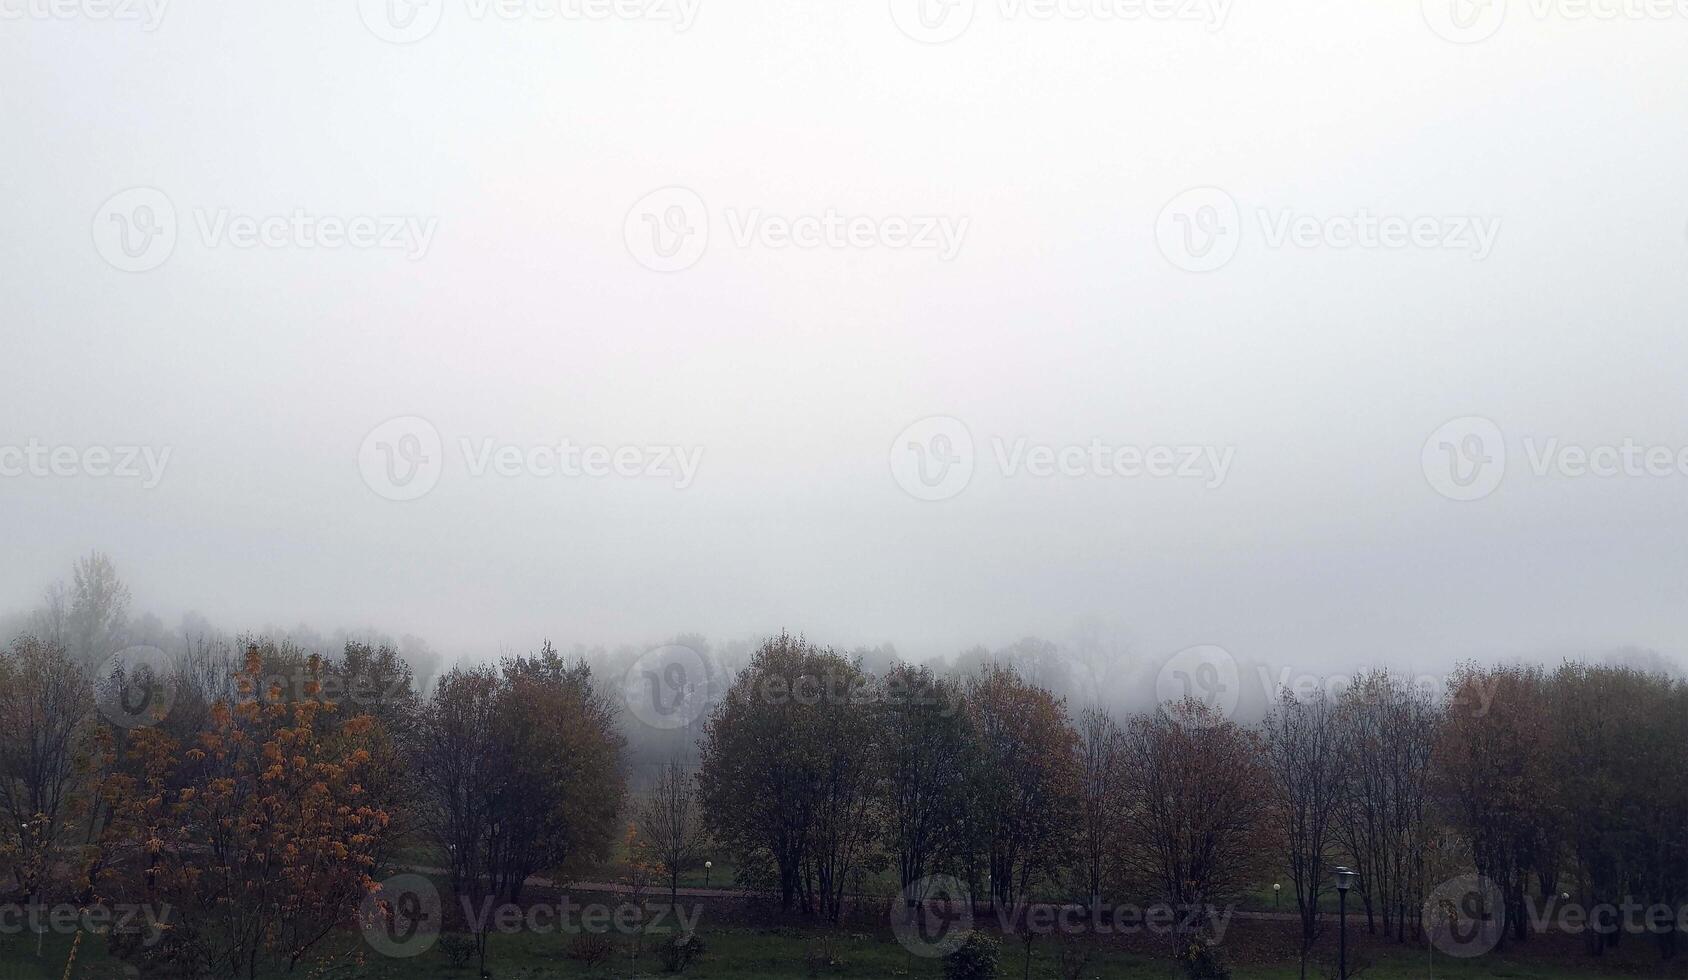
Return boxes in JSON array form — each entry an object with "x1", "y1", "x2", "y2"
[
  {"x1": 705, "y1": 861, "x2": 712, "y2": 869},
  {"x1": 1334, "y1": 867, "x2": 1358, "y2": 893},
  {"x1": 1273, "y1": 883, "x2": 1281, "y2": 892}
]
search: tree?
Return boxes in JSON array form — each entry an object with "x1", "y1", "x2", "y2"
[
  {"x1": 69, "y1": 552, "x2": 131, "y2": 666},
  {"x1": 0, "y1": 635, "x2": 95, "y2": 912},
  {"x1": 1263, "y1": 687, "x2": 1342, "y2": 978},
  {"x1": 98, "y1": 646, "x2": 391, "y2": 979},
  {"x1": 414, "y1": 644, "x2": 625, "y2": 973},
  {"x1": 1435, "y1": 664, "x2": 1548, "y2": 948},
  {"x1": 1118, "y1": 699, "x2": 1270, "y2": 974},
  {"x1": 880, "y1": 663, "x2": 970, "y2": 903},
  {"x1": 636, "y1": 758, "x2": 708, "y2": 909},
  {"x1": 1332, "y1": 668, "x2": 1441, "y2": 943},
  {"x1": 697, "y1": 631, "x2": 879, "y2": 919},
  {"x1": 964, "y1": 666, "x2": 1079, "y2": 913},
  {"x1": 1074, "y1": 706, "x2": 1123, "y2": 911}
]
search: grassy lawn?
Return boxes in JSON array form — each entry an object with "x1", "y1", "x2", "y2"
[{"x1": 3, "y1": 908, "x2": 1673, "y2": 980}]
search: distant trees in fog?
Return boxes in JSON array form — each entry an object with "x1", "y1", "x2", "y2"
[{"x1": 3, "y1": 554, "x2": 1688, "y2": 975}]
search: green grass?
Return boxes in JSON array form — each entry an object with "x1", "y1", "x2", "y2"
[{"x1": 3, "y1": 912, "x2": 1669, "y2": 980}]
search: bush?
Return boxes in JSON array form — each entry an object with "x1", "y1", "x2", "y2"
[
  {"x1": 804, "y1": 934, "x2": 845, "y2": 975},
  {"x1": 437, "y1": 934, "x2": 477, "y2": 969},
  {"x1": 567, "y1": 932, "x2": 615, "y2": 970},
  {"x1": 944, "y1": 931, "x2": 999, "y2": 980},
  {"x1": 1178, "y1": 936, "x2": 1231, "y2": 980},
  {"x1": 660, "y1": 930, "x2": 704, "y2": 973}
]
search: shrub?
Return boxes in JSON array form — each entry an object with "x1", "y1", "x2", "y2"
[
  {"x1": 1057, "y1": 939, "x2": 1093, "y2": 980},
  {"x1": 944, "y1": 931, "x2": 999, "y2": 980},
  {"x1": 804, "y1": 934, "x2": 845, "y2": 975},
  {"x1": 660, "y1": 930, "x2": 704, "y2": 973},
  {"x1": 1178, "y1": 936, "x2": 1231, "y2": 980},
  {"x1": 437, "y1": 934, "x2": 477, "y2": 969},
  {"x1": 567, "y1": 933, "x2": 616, "y2": 970}
]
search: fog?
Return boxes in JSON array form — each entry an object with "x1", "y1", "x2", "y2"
[{"x1": 4, "y1": 2, "x2": 1687, "y2": 691}]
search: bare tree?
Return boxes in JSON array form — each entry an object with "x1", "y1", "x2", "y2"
[
  {"x1": 69, "y1": 551, "x2": 130, "y2": 666},
  {"x1": 1337, "y1": 668, "x2": 1441, "y2": 942},
  {"x1": 1264, "y1": 687, "x2": 1343, "y2": 978},
  {"x1": 1075, "y1": 706, "x2": 1123, "y2": 911},
  {"x1": 1118, "y1": 699, "x2": 1270, "y2": 971},
  {"x1": 0, "y1": 636, "x2": 95, "y2": 860},
  {"x1": 636, "y1": 758, "x2": 708, "y2": 908},
  {"x1": 880, "y1": 664, "x2": 969, "y2": 903}
]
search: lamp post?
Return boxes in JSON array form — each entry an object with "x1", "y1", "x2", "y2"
[
  {"x1": 704, "y1": 861, "x2": 712, "y2": 889},
  {"x1": 1273, "y1": 882, "x2": 1281, "y2": 912},
  {"x1": 1334, "y1": 867, "x2": 1358, "y2": 980}
]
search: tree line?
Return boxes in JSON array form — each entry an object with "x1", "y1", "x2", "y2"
[{"x1": 0, "y1": 560, "x2": 1685, "y2": 978}]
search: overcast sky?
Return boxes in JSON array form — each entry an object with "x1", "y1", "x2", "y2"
[{"x1": 3, "y1": 0, "x2": 1686, "y2": 681}]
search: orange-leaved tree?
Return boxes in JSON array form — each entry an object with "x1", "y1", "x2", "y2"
[{"x1": 98, "y1": 646, "x2": 391, "y2": 979}]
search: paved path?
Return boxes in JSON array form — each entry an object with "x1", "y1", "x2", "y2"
[{"x1": 394, "y1": 866, "x2": 1347, "y2": 923}]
